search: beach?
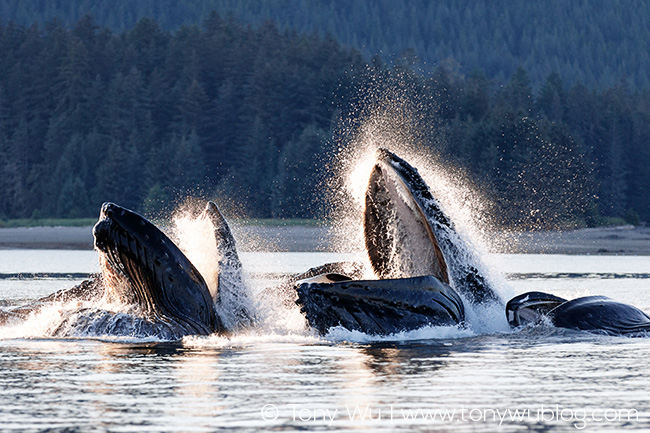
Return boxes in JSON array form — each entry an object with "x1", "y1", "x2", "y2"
[{"x1": 0, "y1": 224, "x2": 648, "y2": 254}]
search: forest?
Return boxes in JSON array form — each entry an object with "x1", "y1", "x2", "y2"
[
  {"x1": 2, "y1": 0, "x2": 650, "y2": 89},
  {"x1": 0, "y1": 12, "x2": 649, "y2": 228}
]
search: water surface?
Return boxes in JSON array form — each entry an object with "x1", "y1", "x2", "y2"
[{"x1": 1, "y1": 250, "x2": 649, "y2": 432}]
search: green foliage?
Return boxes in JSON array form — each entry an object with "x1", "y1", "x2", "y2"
[
  {"x1": 2, "y1": 0, "x2": 650, "y2": 89},
  {"x1": 625, "y1": 209, "x2": 641, "y2": 226},
  {"x1": 0, "y1": 12, "x2": 649, "y2": 229},
  {"x1": 0, "y1": 14, "x2": 362, "y2": 219},
  {"x1": 600, "y1": 217, "x2": 628, "y2": 227},
  {"x1": 234, "y1": 218, "x2": 325, "y2": 227},
  {"x1": 433, "y1": 64, "x2": 649, "y2": 228},
  {"x1": 142, "y1": 184, "x2": 171, "y2": 217},
  {"x1": 1, "y1": 218, "x2": 97, "y2": 227}
]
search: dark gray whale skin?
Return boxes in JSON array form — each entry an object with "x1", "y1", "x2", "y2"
[
  {"x1": 1, "y1": 202, "x2": 221, "y2": 339},
  {"x1": 507, "y1": 291, "x2": 650, "y2": 336},
  {"x1": 297, "y1": 275, "x2": 465, "y2": 335},
  {"x1": 85, "y1": 202, "x2": 220, "y2": 337},
  {"x1": 296, "y1": 149, "x2": 500, "y2": 336}
]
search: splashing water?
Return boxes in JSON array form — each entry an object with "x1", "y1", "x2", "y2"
[
  {"x1": 327, "y1": 80, "x2": 515, "y2": 335},
  {"x1": 1, "y1": 303, "x2": 73, "y2": 340},
  {"x1": 2, "y1": 77, "x2": 518, "y2": 342},
  {"x1": 325, "y1": 324, "x2": 476, "y2": 344},
  {"x1": 172, "y1": 205, "x2": 222, "y2": 300},
  {"x1": 170, "y1": 201, "x2": 261, "y2": 332},
  {"x1": 170, "y1": 200, "x2": 309, "y2": 335}
]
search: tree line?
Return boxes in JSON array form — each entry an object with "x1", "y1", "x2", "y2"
[
  {"x1": 0, "y1": 14, "x2": 364, "y2": 219},
  {"x1": 0, "y1": 14, "x2": 648, "y2": 227},
  {"x1": 2, "y1": 0, "x2": 650, "y2": 89},
  {"x1": 428, "y1": 66, "x2": 650, "y2": 228}
]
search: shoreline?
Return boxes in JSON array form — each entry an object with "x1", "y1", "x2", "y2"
[
  {"x1": 496, "y1": 225, "x2": 650, "y2": 256},
  {"x1": 0, "y1": 225, "x2": 649, "y2": 255}
]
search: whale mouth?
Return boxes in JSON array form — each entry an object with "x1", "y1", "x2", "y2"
[
  {"x1": 296, "y1": 275, "x2": 465, "y2": 335},
  {"x1": 364, "y1": 148, "x2": 450, "y2": 283},
  {"x1": 93, "y1": 202, "x2": 219, "y2": 334}
]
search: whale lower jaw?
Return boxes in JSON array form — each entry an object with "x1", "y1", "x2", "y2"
[
  {"x1": 367, "y1": 148, "x2": 502, "y2": 306},
  {"x1": 365, "y1": 161, "x2": 450, "y2": 282},
  {"x1": 296, "y1": 276, "x2": 465, "y2": 335}
]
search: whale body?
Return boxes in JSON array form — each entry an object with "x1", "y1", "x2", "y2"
[
  {"x1": 507, "y1": 291, "x2": 650, "y2": 336},
  {"x1": 0, "y1": 201, "x2": 249, "y2": 339},
  {"x1": 296, "y1": 148, "x2": 502, "y2": 335}
]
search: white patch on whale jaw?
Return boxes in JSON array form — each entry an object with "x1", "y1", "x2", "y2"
[{"x1": 367, "y1": 149, "x2": 505, "y2": 314}]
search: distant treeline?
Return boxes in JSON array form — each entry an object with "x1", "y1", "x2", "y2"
[
  {"x1": 0, "y1": 14, "x2": 649, "y2": 227},
  {"x1": 0, "y1": 14, "x2": 364, "y2": 219},
  {"x1": 424, "y1": 66, "x2": 650, "y2": 228},
  {"x1": 2, "y1": 0, "x2": 650, "y2": 89}
]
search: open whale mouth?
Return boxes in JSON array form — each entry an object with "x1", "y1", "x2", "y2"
[
  {"x1": 365, "y1": 148, "x2": 450, "y2": 283},
  {"x1": 93, "y1": 202, "x2": 219, "y2": 334},
  {"x1": 364, "y1": 148, "x2": 501, "y2": 306}
]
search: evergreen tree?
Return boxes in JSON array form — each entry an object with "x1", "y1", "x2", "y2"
[
  {"x1": 0, "y1": 12, "x2": 648, "y2": 225},
  {"x1": 537, "y1": 72, "x2": 565, "y2": 122}
]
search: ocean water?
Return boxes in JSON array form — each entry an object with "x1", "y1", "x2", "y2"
[{"x1": 1, "y1": 249, "x2": 649, "y2": 432}]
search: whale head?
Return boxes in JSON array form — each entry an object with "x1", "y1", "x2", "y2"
[
  {"x1": 365, "y1": 148, "x2": 450, "y2": 283},
  {"x1": 93, "y1": 202, "x2": 220, "y2": 335},
  {"x1": 365, "y1": 148, "x2": 501, "y2": 305}
]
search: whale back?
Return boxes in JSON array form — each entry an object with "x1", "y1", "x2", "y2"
[{"x1": 549, "y1": 296, "x2": 650, "y2": 336}]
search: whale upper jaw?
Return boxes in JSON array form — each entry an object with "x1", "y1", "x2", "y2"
[
  {"x1": 93, "y1": 202, "x2": 220, "y2": 335},
  {"x1": 366, "y1": 148, "x2": 502, "y2": 306}
]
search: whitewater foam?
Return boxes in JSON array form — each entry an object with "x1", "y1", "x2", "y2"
[{"x1": 325, "y1": 324, "x2": 477, "y2": 344}]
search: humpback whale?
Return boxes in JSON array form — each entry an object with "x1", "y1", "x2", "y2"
[
  {"x1": 295, "y1": 148, "x2": 502, "y2": 335},
  {"x1": 0, "y1": 201, "x2": 249, "y2": 339},
  {"x1": 296, "y1": 275, "x2": 465, "y2": 335},
  {"x1": 507, "y1": 291, "x2": 650, "y2": 336},
  {"x1": 3, "y1": 150, "x2": 647, "y2": 340},
  {"x1": 295, "y1": 149, "x2": 650, "y2": 338},
  {"x1": 364, "y1": 148, "x2": 500, "y2": 305}
]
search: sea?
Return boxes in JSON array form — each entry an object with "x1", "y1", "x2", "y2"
[{"x1": 1, "y1": 249, "x2": 649, "y2": 432}]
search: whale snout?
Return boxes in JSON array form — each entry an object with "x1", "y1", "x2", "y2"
[
  {"x1": 93, "y1": 203, "x2": 124, "y2": 252},
  {"x1": 102, "y1": 202, "x2": 115, "y2": 219},
  {"x1": 92, "y1": 219, "x2": 112, "y2": 251},
  {"x1": 100, "y1": 202, "x2": 120, "y2": 220}
]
